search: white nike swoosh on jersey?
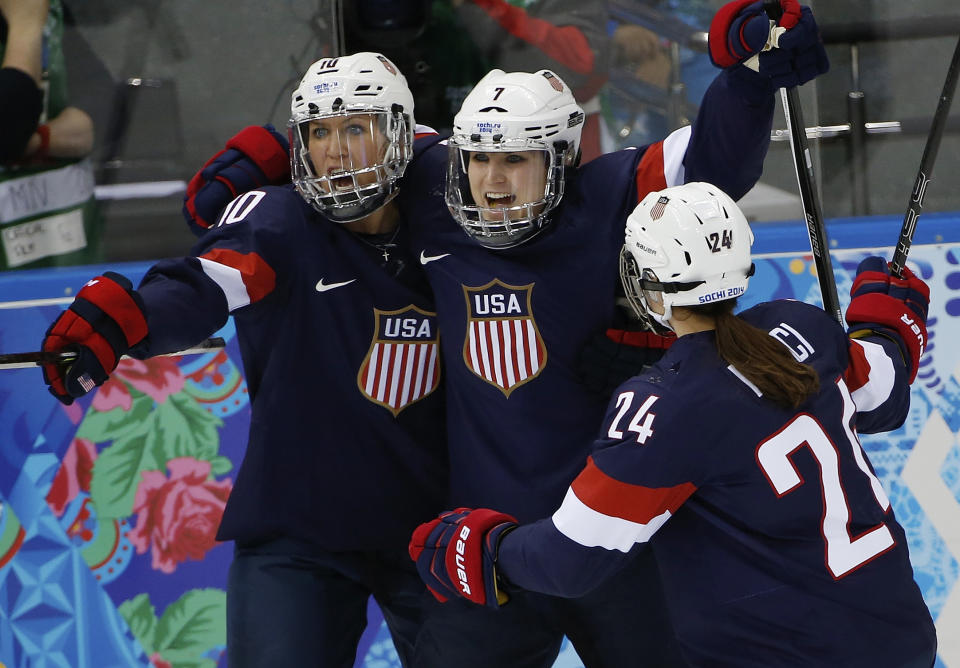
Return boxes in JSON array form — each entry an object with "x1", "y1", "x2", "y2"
[
  {"x1": 315, "y1": 278, "x2": 357, "y2": 292},
  {"x1": 420, "y1": 251, "x2": 451, "y2": 265}
]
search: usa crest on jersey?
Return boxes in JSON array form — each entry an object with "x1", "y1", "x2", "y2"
[
  {"x1": 462, "y1": 280, "x2": 547, "y2": 396},
  {"x1": 357, "y1": 306, "x2": 441, "y2": 415}
]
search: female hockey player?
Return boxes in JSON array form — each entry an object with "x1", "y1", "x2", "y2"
[
  {"x1": 39, "y1": 52, "x2": 448, "y2": 668},
  {"x1": 180, "y1": 2, "x2": 831, "y2": 665},
  {"x1": 410, "y1": 182, "x2": 938, "y2": 668}
]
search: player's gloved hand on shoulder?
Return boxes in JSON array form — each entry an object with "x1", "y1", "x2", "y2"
[
  {"x1": 42, "y1": 272, "x2": 149, "y2": 405},
  {"x1": 409, "y1": 507, "x2": 518, "y2": 608},
  {"x1": 709, "y1": 0, "x2": 828, "y2": 89},
  {"x1": 845, "y1": 256, "x2": 930, "y2": 383},
  {"x1": 183, "y1": 124, "x2": 290, "y2": 235},
  {"x1": 578, "y1": 328, "x2": 675, "y2": 397}
]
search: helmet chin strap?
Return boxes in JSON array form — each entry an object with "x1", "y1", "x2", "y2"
[{"x1": 647, "y1": 302, "x2": 675, "y2": 333}]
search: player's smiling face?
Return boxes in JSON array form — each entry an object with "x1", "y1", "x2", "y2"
[
  {"x1": 307, "y1": 114, "x2": 385, "y2": 192},
  {"x1": 467, "y1": 150, "x2": 547, "y2": 221}
]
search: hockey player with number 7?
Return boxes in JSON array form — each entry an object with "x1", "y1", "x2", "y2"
[
  {"x1": 410, "y1": 183, "x2": 938, "y2": 667},
  {"x1": 177, "y1": 1, "x2": 830, "y2": 665}
]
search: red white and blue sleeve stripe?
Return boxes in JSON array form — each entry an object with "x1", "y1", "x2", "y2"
[
  {"x1": 196, "y1": 248, "x2": 276, "y2": 312},
  {"x1": 495, "y1": 456, "x2": 695, "y2": 598},
  {"x1": 553, "y1": 456, "x2": 696, "y2": 551},
  {"x1": 844, "y1": 335, "x2": 911, "y2": 433}
]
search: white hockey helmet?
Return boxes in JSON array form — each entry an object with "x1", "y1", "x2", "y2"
[
  {"x1": 289, "y1": 52, "x2": 415, "y2": 222},
  {"x1": 620, "y1": 182, "x2": 755, "y2": 331},
  {"x1": 446, "y1": 69, "x2": 585, "y2": 249}
]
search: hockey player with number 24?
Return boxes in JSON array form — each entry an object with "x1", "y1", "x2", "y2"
[
  {"x1": 39, "y1": 53, "x2": 450, "y2": 667},
  {"x1": 410, "y1": 183, "x2": 938, "y2": 667},
  {"x1": 400, "y1": 1, "x2": 827, "y2": 665}
]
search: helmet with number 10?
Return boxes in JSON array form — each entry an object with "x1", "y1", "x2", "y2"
[
  {"x1": 289, "y1": 52, "x2": 415, "y2": 222},
  {"x1": 446, "y1": 69, "x2": 585, "y2": 249},
  {"x1": 620, "y1": 182, "x2": 755, "y2": 331}
]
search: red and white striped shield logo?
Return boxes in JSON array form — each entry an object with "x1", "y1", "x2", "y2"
[
  {"x1": 357, "y1": 306, "x2": 441, "y2": 415},
  {"x1": 462, "y1": 280, "x2": 547, "y2": 396}
]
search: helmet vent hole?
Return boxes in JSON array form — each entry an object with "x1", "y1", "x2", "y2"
[
  {"x1": 354, "y1": 85, "x2": 383, "y2": 97},
  {"x1": 684, "y1": 251, "x2": 692, "y2": 265},
  {"x1": 695, "y1": 215, "x2": 705, "y2": 225},
  {"x1": 478, "y1": 106, "x2": 508, "y2": 113},
  {"x1": 722, "y1": 206, "x2": 729, "y2": 218},
  {"x1": 525, "y1": 126, "x2": 542, "y2": 131}
]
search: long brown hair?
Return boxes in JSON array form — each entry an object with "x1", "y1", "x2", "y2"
[{"x1": 690, "y1": 300, "x2": 819, "y2": 409}]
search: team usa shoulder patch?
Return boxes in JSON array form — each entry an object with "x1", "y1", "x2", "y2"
[
  {"x1": 462, "y1": 280, "x2": 547, "y2": 396},
  {"x1": 357, "y1": 306, "x2": 441, "y2": 415}
]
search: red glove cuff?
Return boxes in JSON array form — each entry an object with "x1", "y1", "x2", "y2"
[
  {"x1": 605, "y1": 328, "x2": 676, "y2": 349},
  {"x1": 709, "y1": 0, "x2": 760, "y2": 68},
  {"x1": 709, "y1": 0, "x2": 802, "y2": 68},
  {"x1": 226, "y1": 125, "x2": 291, "y2": 183}
]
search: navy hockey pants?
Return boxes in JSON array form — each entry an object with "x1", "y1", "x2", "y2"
[
  {"x1": 226, "y1": 537, "x2": 436, "y2": 667},
  {"x1": 413, "y1": 545, "x2": 687, "y2": 668}
]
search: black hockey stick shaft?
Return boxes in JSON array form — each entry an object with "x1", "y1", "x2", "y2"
[
  {"x1": 0, "y1": 337, "x2": 226, "y2": 370},
  {"x1": 890, "y1": 36, "x2": 960, "y2": 277},
  {"x1": 764, "y1": 0, "x2": 842, "y2": 324}
]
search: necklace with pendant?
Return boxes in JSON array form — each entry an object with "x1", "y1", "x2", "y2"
[{"x1": 355, "y1": 225, "x2": 401, "y2": 264}]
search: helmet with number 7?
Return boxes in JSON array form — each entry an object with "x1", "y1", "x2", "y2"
[
  {"x1": 446, "y1": 69, "x2": 585, "y2": 249},
  {"x1": 620, "y1": 182, "x2": 755, "y2": 331},
  {"x1": 290, "y1": 52, "x2": 415, "y2": 222}
]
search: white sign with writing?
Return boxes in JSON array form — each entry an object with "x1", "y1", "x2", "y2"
[{"x1": 2, "y1": 209, "x2": 86, "y2": 267}]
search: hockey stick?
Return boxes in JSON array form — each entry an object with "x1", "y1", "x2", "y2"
[
  {"x1": 890, "y1": 36, "x2": 960, "y2": 277},
  {"x1": 0, "y1": 337, "x2": 226, "y2": 370},
  {"x1": 763, "y1": 0, "x2": 842, "y2": 324}
]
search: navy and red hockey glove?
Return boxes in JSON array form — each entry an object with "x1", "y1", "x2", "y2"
[
  {"x1": 578, "y1": 328, "x2": 675, "y2": 397},
  {"x1": 845, "y1": 256, "x2": 930, "y2": 383},
  {"x1": 709, "y1": 0, "x2": 828, "y2": 89},
  {"x1": 183, "y1": 124, "x2": 290, "y2": 236},
  {"x1": 409, "y1": 508, "x2": 518, "y2": 608},
  {"x1": 42, "y1": 272, "x2": 149, "y2": 405}
]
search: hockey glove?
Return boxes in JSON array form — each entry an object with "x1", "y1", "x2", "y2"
[
  {"x1": 578, "y1": 328, "x2": 675, "y2": 397},
  {"x1": 709, "y1": 0, "x2": 828, "y2": 89},
  {"x1": 845, "y1": 256, "x2": 930, "y2": 383},
  {"x1": 42, "y1": 272, "x2": 149, "y2": 405},
  {"x1": 409, "y1": 507, "x2": 518, "y2": 608},
  {"x1": 183, "y1": 125, "x2": 290, "y2": 235}
]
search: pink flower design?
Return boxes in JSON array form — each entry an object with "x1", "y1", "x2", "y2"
[
  {"x1": 46, "y1": 438, "x2": 98, "y2": 517},
  {"x1": 93, "y1": 357, "x2": 186, "y2": 412},
  {"x1": 149, "y1": 653, "x2": 172, "y2": 668},
  {"x1": 127, "y1": 457, "x2": 232, "y2": 574}
]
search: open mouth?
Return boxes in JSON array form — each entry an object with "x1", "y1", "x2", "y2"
[
  {"x1": 327, "y1": 169, "x2": 356, "y2": 191},
  {"x1": 485, "y1": 192, "x2": 515, "y2": 207}
]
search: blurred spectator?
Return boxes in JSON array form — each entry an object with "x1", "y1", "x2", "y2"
[
  {"x1": 344, "y1": 0, "x2": 612, "y2": 162},
  {"x1": 0, "y1": 0, "x2": 102, "y2": 271},
  {"x1": 343, "y1": 0, "x2": 492, "y2": 133},
  {"x1": 452, "y1": 0, "x2": 612, "y2": 162},
  {"x1": 604, "y1": 0, "x2": 718, "y2": 150}
]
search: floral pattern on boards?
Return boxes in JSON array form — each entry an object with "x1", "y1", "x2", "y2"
[
  {"x1": 40, "y1": 353, "x2": 234, "y2": 667},
  {"x1": 128, "y1": 458, "x2": 231, "y2": 574}
]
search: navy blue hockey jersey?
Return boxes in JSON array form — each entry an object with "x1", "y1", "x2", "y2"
[
  {"x1": 497, "y1": 300, "x2": 937, "y2": 667},
  {"x1": 136, "y1": 185, "x2": 448, "y2": 550},
  {"x1": 398, "y1": 67, "x2": 774, "y2": 522}
]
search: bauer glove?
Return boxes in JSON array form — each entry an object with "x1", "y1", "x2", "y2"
[
  {"x1": 846, "y1": 256, "x2": 930, "y2": 383},
  {"x1": 409, "y1": 507, "x2": 518, "y2": 608}
]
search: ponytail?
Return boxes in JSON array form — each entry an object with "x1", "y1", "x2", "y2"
[{"x1": 692, "y1": 300, "x2": 820, "y2": 409}]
